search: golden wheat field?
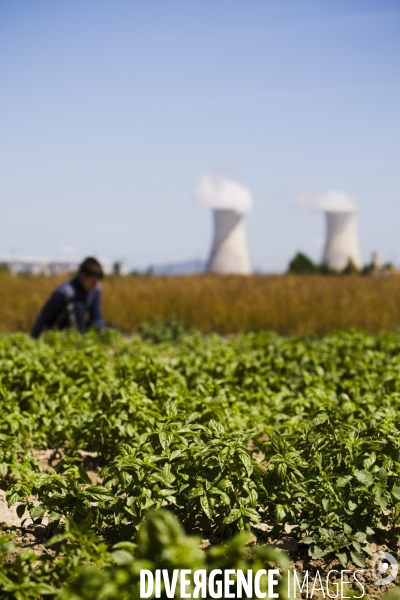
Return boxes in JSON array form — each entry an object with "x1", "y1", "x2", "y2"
[{"x1": 1, "y1": 271, "x2": 400, "y2": 335}]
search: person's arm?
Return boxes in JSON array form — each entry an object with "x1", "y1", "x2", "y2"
[
  {"x1": 31, "y1": 291, "x2": 67, "y2": 339},
  {"x1": 73, "y1": 301, "x2": 87, "y2": 333},
  {"x1": 87, "y1": 286, "x2": 105, "y2": 330}
]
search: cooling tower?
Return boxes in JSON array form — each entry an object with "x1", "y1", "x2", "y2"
[
  {"x1": 207, "y1": 209, "x2": 252, "y2": 274},
  {"x1": 322, "y1": 211, "x2": 362, "y2": 271}
]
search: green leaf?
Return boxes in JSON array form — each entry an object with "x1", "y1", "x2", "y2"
[
  {"x1": 277, "y1": 463, "x2": 287, "y2": 481},
  {"x1": 376, "y1": 468, "x2": 388, "y2": 484},
  {"x1": 363, "y1": 544, "x2": 373, "y2": 556},
  {"x1": 374, "y1": 496, "x2": 388, "y2": 509},
  {"x1": 209, "y1": 420, "x2": 225, "y2": 435},
  {"x1": 48, "y1": 512, "x2": 62, "y2": 521},
  {"x1": 7, "y1": 492, "x2": 20, "y2": 507},
  {"x1": 200, "y1": 495, "x2": 213, "y2": 519},
  {"x1": 312, "y1": 546, "x2": 326, "y2": 559},
  {"x1": 165, "y1": 496, "x2": 177, "y2": 505},
  {"x1": 275, "y1": 504, "x2": 287, "y2": 521},
  {"x1": 337, "y1": 551, "x2": 348, "y2": 567},
  {"x1": 187, "y1": 486, "x2": 204, "y2": 499},
  {"x1": 218, "y1": 479, "x2": 232, "y2": 490},
  {"x1": 78, "y1": 462, "x2": 92, "y2": 485},
  {"x1": 223, "y1": 508, "x2": 242, "y2": 524},
  {"x1": 350, "y1": 550, "x2": 366, "y2": 568},
  {"x1": 112, "y1": 549, "x2": 134, "y2": 566},
  {"x1": 170, "y1": 450, "x2": 184, "y2": 461},
  {"x1": 238, "y1": 452, "x2": 253, "y2": 476},
  {"x1": 365, "y1": 526, "x2": 375, "y2": 535},
  {"x1": 242, "y1": 508, "x2": 260, "y2": 523},
  {"x1": 112, "y1": 541, "x2": 137, "y2": 552},
  {"x1": 354, "y1": 531, "x2": 367, "y2": 543},
  {"x1": 16, "y1": 503, "x2": 26, "y2": 519},
  {"x1": 159, "y1": 431, "x2": 173, "y2": 450},
  {"x1": 337, "y1": 475, "x2": 352, "y2": 487},
  {"x1": 363, "y1": 452, "x2": 376, "y2": 470},
  {"x1": 220, "y1": 492, "x2": 230, "y2": 505},
  {"x1": 31, "y1": 505, "x2": 46, "y2": 519},
  {"x1": 322, "y1": 499, "x2": 330, "y2": 512},
  {"x1": 35, "y1": 583, "x2": 56, "y2": 594},
  {"x1": 86, "y1": 486, "x2": 114, "y2": 502},
  {"x1": 271, "y1": 433, "x2": 286, "y2": 454},
  {"x1": 308, "y1": 414, "x2": 328, "y2": 430},
  {"x1": 302, "y1": 537, "x2": 314, "y2": 545},
  {"x1": 158, "y1": 488, "x2": 176, "y2": 497},
  {"x1": 354, "y1": 470, "x2": 373, "y2": 486}
]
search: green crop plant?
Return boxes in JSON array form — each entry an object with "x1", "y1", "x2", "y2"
[
  {"x1": 1, "y1": 327, "x2": 400, "y2": 591},
  {"x1": 0, "y1": 509, "x2": 290, "y2": 600}
]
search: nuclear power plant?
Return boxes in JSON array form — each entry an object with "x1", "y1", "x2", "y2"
[
  {"x1": 207, "y1": 209, "x2": 252, "y2": 274},
  {"x1": 194, "y1": 182, "x2": 367, "y2": 275},
  {"x1": 195, "y1": 173, "x2": 253, "y2": 274},
  {"x1": 322, "y1": 210, "x2": 362, "y2": 271},
  {"x1": 297, "y1": 190, "x2": 363, "y2": 271}
]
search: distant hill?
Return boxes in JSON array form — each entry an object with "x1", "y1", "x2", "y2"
[{"x1": 151, "y1": 259, "x2": 206, "y2": 275}]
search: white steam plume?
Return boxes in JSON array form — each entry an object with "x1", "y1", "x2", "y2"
[
  {"x1": 195, "y1": 172, "x2": 253, "y2": 214},
  {"x1": 297, "y1": 190, "x2": 359, "y2": 213}
]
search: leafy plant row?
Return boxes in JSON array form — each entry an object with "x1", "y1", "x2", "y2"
[
  {"x1": 0, "y1": 508, "x2": 291, "y2": 599},
  {"x1": 1, "y1": 329, "x2": 400, "y2": 570}
]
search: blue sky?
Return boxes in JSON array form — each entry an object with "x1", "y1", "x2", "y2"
[{"x1": 0, "y1": 0, "x2": 399, "y2": 271}]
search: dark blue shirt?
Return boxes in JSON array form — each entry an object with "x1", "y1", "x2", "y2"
[{"x1": 31, "y1": 277, "x2": 104, "y2": 338}]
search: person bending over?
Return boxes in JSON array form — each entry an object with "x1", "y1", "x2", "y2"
[{"x1": 31, "y1": 257, "x2": 106, "y2": 339}]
